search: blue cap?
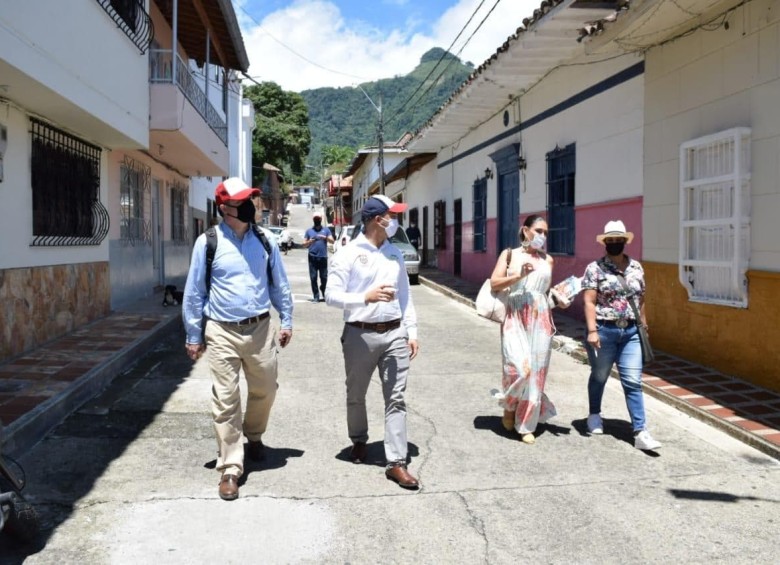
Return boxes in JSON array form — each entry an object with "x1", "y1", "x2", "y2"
[{"x1": 361, "y1": 195, "x2": 408, "y2": 222}]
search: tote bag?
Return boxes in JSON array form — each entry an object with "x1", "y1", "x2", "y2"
[{"x1": 475, "y1": 248, "x2": 512, "y2": 323}]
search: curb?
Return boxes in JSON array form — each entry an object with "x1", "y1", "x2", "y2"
[
  {"x1": 420, "y1": 275, "x2": 780, "y2": 461},
  {"x1": 3, "y1": 314, "x2": 181, "y2": 457}
]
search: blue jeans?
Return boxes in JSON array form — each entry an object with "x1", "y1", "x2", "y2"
[
  {"x1": 308, "y1": 255, "x2": 328, "y2": 299},
  {"x1": 585, "y1": 322, "x2": 647, "y2": 431}
]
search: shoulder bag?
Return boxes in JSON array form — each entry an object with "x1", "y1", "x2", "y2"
[
  {"x1": 476, "y1": 248, "x2": 512, "y2": 323},
  {"x1": 616, "y1": 274, "x2": 655, "y2": 366}
]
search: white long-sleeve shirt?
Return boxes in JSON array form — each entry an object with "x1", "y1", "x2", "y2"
[{"x1": 325, "y1": 233, "x2": 418, "y2": 340}]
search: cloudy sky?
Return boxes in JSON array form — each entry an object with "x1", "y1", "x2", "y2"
[{"x1": 235, "y1": 0, "x2": 540, "y2": 92}]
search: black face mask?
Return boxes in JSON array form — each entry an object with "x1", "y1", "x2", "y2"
[
  {"x1": 314, "y1": 220, "x2": 322, "y2": 229},
  {"x1": 224, "y1": 200, "x2": 256, "y2": 224},
  {"x1": 605, "y1": 242, "x2": 626, "y2": 256}
]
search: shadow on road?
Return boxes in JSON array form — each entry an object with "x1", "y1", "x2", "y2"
[
  {"x1": 669, "y1": 488, "x2": 780, "y2": 504},
  {"x1": 0, "y1": 327, "x2": 190, "y2": 560},
  {"x1": 334, "y1": 440, "x2": 420, "y2": 467}
]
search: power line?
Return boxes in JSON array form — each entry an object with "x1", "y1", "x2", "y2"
[
  {"x1": 388, "y1": 0, "x2": 488, "y2": 121},
  {"x1": 387, "y1": 0, "x2": 503, "y2": 127},
  {"x1": 232, "y1": 0, "x2": 372, "y2": 83}
]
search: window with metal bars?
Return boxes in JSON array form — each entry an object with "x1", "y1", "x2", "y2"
[
  {"x1": 119, "y1": 157, "x2": 150, "y2": 245},
  {"x1": 30, "y1": 119, "x2": 109, "y2": 246},
  {"x1": 546, "y1": 144, "x2": 576, "y2": 255},
  {"x1": 473, "y1": 178, "x2": 487, "y2": 252},
  {"x1": 434, "y1": 199, "x2": 446, "y2": 250},
  {"x1": 679, "y1": 128, "x2": 751, "y2": 308},
  {"x1": 171, "y1": 184, "x2": 189, "y2": 244}
]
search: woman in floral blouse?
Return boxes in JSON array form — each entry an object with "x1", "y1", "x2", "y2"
[{"x1": 582, "y1": 220, "x2": 661, "y2": 451}]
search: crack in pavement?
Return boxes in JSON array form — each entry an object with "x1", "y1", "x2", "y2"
[{"x1": 455, "y1": 491, "x2": 490, "y2": 564}]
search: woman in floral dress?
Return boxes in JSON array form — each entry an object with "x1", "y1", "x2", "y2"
[{"x1": 490, "y1": 215, "x2": 556, "y2": 444}]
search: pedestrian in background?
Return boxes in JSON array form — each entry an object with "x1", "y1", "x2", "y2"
[
  {"x1": 582, "y1": 220, "x2": 661, "y2": 451},
  {"x1": 303, "y1": 214, "x2": 334, "y2": 302},
  {"x1": 182, "y1": 178, "x2": 294, "y2": 501},
  {"x1": 405, "y1": 221, "x2": 421, "y2": 250},
  {"x1": 490, "y1": 214, "x2": 557, "y2": 444},
  {"x1": 326, "y1": 195, "x2": 420, "y2": 489}
]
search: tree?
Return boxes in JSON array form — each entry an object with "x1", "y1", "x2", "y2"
[
  {"x1": 321, "y1": 144, "x2": 356, "y2": 173},
  {"x1": 245, "y1": 82, "x2": 311, "y2": 187}
]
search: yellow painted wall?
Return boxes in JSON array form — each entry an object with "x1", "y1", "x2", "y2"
[{"x1": 644, "y1": 262, "x2": 780, "y2": 392}]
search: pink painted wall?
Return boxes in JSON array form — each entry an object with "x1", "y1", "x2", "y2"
[{"x1": 434, "y1": 198, "x2": 643, "y2": 319}]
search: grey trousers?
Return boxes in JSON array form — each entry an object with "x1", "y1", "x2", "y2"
[{"x1": 341, "y1": 324, "x2": 410, "y2": 466}]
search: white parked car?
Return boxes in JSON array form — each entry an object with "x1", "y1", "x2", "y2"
[{"x1": 332, "y1": 225, "x2": 355, "y2": 254}]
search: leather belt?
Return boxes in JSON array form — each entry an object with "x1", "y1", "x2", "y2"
[
  {"x1": 346, "y1": 319, "x2": 402, "y2": 333},
  {"x1": 215, "y1": 312, "x2": 270, "y2": 326},
  {"x1": 601, "y1": 319, "x2": 635, "y2": 329}
]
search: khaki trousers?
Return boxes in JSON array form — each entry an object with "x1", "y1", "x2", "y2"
[{"x1": 205, "y1": 317, "x2": 278, "y2": 477}]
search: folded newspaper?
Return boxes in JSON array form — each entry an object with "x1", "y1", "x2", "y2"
[{"x1": 549, "y1": 275, "x2": 582, "y2": 309}]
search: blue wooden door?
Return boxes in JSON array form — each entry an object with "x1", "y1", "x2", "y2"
[{"x1": 498, "y1": 169, "x2": 519, "y2": 252}]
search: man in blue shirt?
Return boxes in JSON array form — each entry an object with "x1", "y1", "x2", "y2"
[
  {"x1": 183, "y1": 177, "x2": 293, "y2": 501},
  {"x1": 303, "y1": 214, "x2": 334, "y2": 302}
]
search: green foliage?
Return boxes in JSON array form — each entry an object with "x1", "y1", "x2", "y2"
[
  {"x1": 301, "y1": 48, "x2": 473, "y2": 167},
  {"x1": 245, "y1": 82, "x2": 311, "y2": 187}
]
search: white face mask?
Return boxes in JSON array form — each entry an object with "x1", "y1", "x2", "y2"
[
  {"x1": 527, "y1": 232, "x2": 546, "y2": 250},
  {"x1": 382, "y1": 218, "x2": 399, "y2": 238}
]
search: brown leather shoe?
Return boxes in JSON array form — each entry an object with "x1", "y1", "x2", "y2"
[
  {"x1": 247, "y1": 439, "x2": 265, "y2": 462},
  {"x1": 218, "y1": 474, "x2": 239, "y2": 501},
  {"x1": 349, "y1": 441, "x2": 367, "y2": 464},
  {"x1": 385, "y1": 465, "x2": 419, "y2": 489}
]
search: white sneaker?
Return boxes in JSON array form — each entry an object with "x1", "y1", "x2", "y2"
[
  {"x1": 634, "y1": 430, "x2": 661, "y2": 450},
  {"x1": 587, "y1": 414, "x2": 603, "y2": 435}
]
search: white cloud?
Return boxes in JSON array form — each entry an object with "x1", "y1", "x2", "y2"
[{"x1": 238, "y1": 0, "x2": 540, "y2": 92}]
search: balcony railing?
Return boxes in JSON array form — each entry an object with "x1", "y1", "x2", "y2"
[
  {"x1": 150, "y1": 49, "x2": 228, "y2": 145},
  {"x1": 96, "y1": 0, "x2": 154, "y2": 54}
]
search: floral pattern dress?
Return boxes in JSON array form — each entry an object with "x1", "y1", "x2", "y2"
[{"x1": 495, "y1": 252, "x2": 557, "y2": 433}]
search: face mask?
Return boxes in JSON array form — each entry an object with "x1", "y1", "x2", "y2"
[
  {"x1": 380, "y1": 217, "x2": 399, "y2": 238},
  {"x1": 224, "y1": 200, "x2": 256, "y2": 224},
  {"x1": 605, "y1": 242, "x2": 626, "y2": 256},
  {"x1": 314, "y1": 220, "x2": 322, "y2": 228},
  {"x1": 529, "y1": 233, "x2": 546, "y2": 250}
]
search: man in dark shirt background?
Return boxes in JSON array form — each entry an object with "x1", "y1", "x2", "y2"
[
  {"x1": 303, "y1": 214, "x2": 334, "y2": 302},
  {"x1": 405, "y1": 222, "x2": 421, "y2": 250}
]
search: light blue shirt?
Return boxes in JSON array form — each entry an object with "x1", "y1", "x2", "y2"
[{"x1": 183, "y1": 222, "x2": 293, "y2": 344}]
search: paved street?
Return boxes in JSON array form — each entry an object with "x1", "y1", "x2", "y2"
[{"x1": 2, "y1": 249, "x2": 779, "y2": 564}]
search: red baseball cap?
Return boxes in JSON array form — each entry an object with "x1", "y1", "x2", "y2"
[{"x1": 215, "y1": 177, "x2": 260, "y2": 205}]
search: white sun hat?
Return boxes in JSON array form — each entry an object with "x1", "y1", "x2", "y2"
[{"x1": 596, "y1": 220, "x2": 634, "y2": 244}]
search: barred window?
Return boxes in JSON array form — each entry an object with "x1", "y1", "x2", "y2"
[
  {"x1": 679, "y1": 128, "x2": 751, "y2": 307},
  {"x1": 434, "y1": 199, "x2": 446, "y2": 250},
  {"x1": 473, "y1": 178, "x2": 487, "y2": 252},
  {"x1": 30, "y1": 119, "x2": 109, "y2": 246},
  {"x1": 120, "y1": 157, "x2": 150, "y2": 245},
  {"x1": 546, "y1": 143, "x2": 576, "y2": 255},
  {"x1": 171, "y1": 183, "x2": 189, "y2": 244}
]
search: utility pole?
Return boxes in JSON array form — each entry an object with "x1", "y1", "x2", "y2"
[
  {"x1": 378, "y1": 94, "x2": 385, "y2": 195},
  {"x1": 357, "y1": 85, "x2": 385, "y2": 195}
]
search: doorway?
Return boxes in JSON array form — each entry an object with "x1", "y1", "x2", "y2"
[
  {"x1": 454, "y1": 198, "x2": 462, "y2": 276},
  {"x1": 151, "y1": 179, "x2": 165, "y2": 287},
  {"x1": 422, "y1": 205, "x2": 429, "y2": 266}
]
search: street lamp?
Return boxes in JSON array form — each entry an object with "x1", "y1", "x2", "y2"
[{"x1": 356, "y1": 84, "x2": 385, "y2": 195}]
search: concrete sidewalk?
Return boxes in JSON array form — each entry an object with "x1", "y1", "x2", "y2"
[{"x1": 1, "y1": 264, "x2": 779, "y2": 463}]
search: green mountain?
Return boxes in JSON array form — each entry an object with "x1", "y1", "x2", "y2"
[{"x1": 300, "y1": 48, "x2": 474, "y2": 163}]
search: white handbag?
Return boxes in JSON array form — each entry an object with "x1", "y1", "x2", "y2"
[{"x1": 475, "y1": 248, "x2": 512, "y2": 323}]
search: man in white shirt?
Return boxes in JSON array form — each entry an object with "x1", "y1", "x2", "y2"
[{"x1": 325, "y1": 195, "x2": 420, "y2": 489}]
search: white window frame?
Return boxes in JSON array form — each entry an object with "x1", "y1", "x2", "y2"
[{"x1": 679, "y1": 127, "x2": 751, "y2": 308}]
